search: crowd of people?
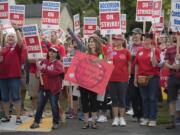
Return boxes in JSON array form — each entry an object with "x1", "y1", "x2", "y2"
[{"x1": 0, "y1": 23, "x2": 180, "y2": 130}]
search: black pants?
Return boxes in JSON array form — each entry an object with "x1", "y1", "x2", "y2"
[
  {"x1": 79, "y1": 87, "x2": 97, "y2": 113},
  {"x1": 128, "y1": 75, "x2": 143, "y2": 119}
]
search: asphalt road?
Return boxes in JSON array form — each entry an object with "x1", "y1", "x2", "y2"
[{"x1": 0, "y1": 119, "x2": 179, "y2": 135}]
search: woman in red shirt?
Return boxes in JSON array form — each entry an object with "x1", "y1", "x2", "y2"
[
  {"x1": 30, "y1": 47, "x2": 64, "y2": 129},
  {"x1": 134, "y1": 33, "x2": 160, "y2": 127},
  {"x1": 79, "y1": 36, "x2": 102, "y2": 129},
  {"x1": 110, "y1": 34, "x2": 131, "y2": 127},
  {"x1": 0, "y1": 23, "x2": 23, "y2": 124}
]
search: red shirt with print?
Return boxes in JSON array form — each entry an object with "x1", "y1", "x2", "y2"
[
  {"x1": 110, "y1": 48, "x2": 131, "y2": 82},
  {"x1": 134, "y1": 47, "x2": 160, "y2": 76},
  {"x1": 0, "y1": 44, "x2": 22, "y2": 78},
  {"x1": 41, "y1": 59, "x2": 64, "y2": 95}
]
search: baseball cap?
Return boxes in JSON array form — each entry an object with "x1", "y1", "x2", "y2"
[{"x1": 132, "y1": 28, "x2": 143, "y2": 35}]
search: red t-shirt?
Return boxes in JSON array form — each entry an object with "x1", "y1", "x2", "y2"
[
  {"x1": 134, "y1": 47, "x2": 160, "y2": 76},
  {"x1": 0, "y1": 44, "x2": 22, "y2": 78},
  {"x1": 110, "y1": 48, "x2": 131, "y2": 82}
]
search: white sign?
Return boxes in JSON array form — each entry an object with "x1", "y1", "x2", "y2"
[
  {"x1": 99, "y1": 1, "x2": 121, "y2": 35},
  {"x1": 22, "y1": 24, "x2": 43, "y2": 59},
  {"x1": 41, "y1": 1, "x2": 61, "y2": 30},
  {"x1": 152, "y1": 0, "x2": 162, "y2": 23},
  {"x1": 136, "y1": 0, "x2": 153, "y2": 22},
  {"x1": 170, "y1": 0, "x2": 180, "y2": 32},
  {"x1": 121, "y1": 14, "x2": 126, "y2": 33},
  {"x1": 63, "y1": 56, "x2": 73, "y2": 67},
  {"x1": 73, "y1": 14, "x2": 80, "y2": 35}
]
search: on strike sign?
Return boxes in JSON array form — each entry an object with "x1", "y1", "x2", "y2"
[
  {"x1": 99, "y1": 1, "x2": 121, "y2": 35},
  {"x1": 152, "y1": 0, "x2": 162, "y2": 23},
  {"x1": 171, "y1": 0, "x2": 180, "y2": 32},
  {"x1": 73, "y1": 14, "x2": 80, "y2": 35},
  {"x1": 65, "y1": 51, "x2": 114, "y2": 95},
  {"x1": 121, "y1": 14, "x2": 126, "y2": 33},
  {"x1": 10, "y1": 5, "x2": 25, "y2": 26},
  {"x1": 22, "y1": 24, "x2": 43, "y2": 59},
  {"x1": 41, "y1": 1, "x2": 60, "y2": 30},
  {"x1": 136, "y1": 0, "x2": 153, "y2": 22},
  {"x1": 0, "y1": 0, "x2": 9, "y2": 24},
  {"x1": 152, "y1": 10, "x2": 164, "y2": 32},
  {"x1": 83, "y1": 17, "x2": 97, "y2": 37}
]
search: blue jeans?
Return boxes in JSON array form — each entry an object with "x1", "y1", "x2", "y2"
[
  {"x1": 34, "y1": 90, "x2": 60, "y2": 124},
  {"x1": 0, "y1": 78, "x2": 21, "y2": 102},
  {"x1": 139, "y1": 76, "x2": 159, "y2": 120}
]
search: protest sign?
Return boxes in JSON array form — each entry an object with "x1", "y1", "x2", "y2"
[
  {"x1": 41, "y1": 1, "x2": 60, "y2": 30},
  {"x1": 10, "y1": 5, "x2": 25, "y2": 26},
  {"x1": 65, "y1": 51, "x2": 114, "y2": 95},
  {"x1": 152, "y1": 10, "x2": 164, "y2": 32},
  {"x1": 136, "y1": 0, "x2": 153, "y2": 22},
  {"x1": 170, "y1": 0, "x2": 180, "y2": 32},
  {"x1": 99, "y1": 1, "x2": 121, "y2": 35},
  {"x1": 121, "y1": 14, "x2": 126, "y2": 33},
  {"x1": 73, "y1": 14, "x2": 80, "y2": 35},
  {"x1": 63, "y1": 56, "x2": 73, "y2": 67},
  {"x1": 0, "y1": 0, "x2": 9, "y2": 25},
  {"x1": 152, "y1": 0, "x2": 162, "y2": 23},
  {"x1": 22, "y1": 24, "x2": 43, "y2": 59},
  {"x1": 83, "y1": 17, "x2": 97, "y2": 37}
]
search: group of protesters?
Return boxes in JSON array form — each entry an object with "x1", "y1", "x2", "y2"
[{"x1": 0, "y1": 22, "x2": 180, "y2": 130}]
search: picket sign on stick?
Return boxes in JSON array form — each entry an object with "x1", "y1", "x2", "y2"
[
  {"x1": 143, "y1": 21, "x2": 146, "y2": 41},
  {"x1": 177, "y1": 35, "x2": 180, "y2": 55}
]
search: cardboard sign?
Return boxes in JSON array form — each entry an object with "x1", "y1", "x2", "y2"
[
  {"x1": 152, "y1": 10, "x2": 164, "y2": 32},
  {"x1": 10, "y1": 5, "x2": 25, "y2": 26},
  {"x1": 65, "y1": 51, "x2": 114, "y2": 95},
  {"x1": 121, "y1": 14, "x2": 126, "y2": 33},
  {"x1": 152, "y1": 0, "x2": 162, "y2": 23},
  {"x1": 170, "y1": 0, "x2": 180, "y2": 32},
  {"x1": 22, "y1": 24, "x2": 43, "y2": 59},
  {"x1": 63, "y1": 56, "x2": 73, "y2": 67},
  {"x1": 83, "y1": 17, "x2": 97, "y2": 37},
  {"x1": 73, "y1": 14, "x2": 80, "y2": 35},
  {"x1": 0, "y1": 0, "x2": 9, "y2": 24},
  {"x1": 99, "y1": 1, "x2": 121, "y2": 35},
  {"x1": 136, "y1": 0, "x2": 153, "y2": 22},
  {"x1": 41, "y1": 1, "x2": 60, "y2": 30}
]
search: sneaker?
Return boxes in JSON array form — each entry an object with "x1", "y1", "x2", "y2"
[
  {"x1": 148, "y1": 120, "x2": 156, "y2": 127},
  {"x1": 16, "y1": 118, "x2": 22, "y2": 125},
  {"x1": 140, "y1": 119, "x2": 149, "y2": 126},
  {"x1": 126, "y1": 109, "x2": 134, "y2": 116},
  {"x1": 119, "y1": 117, "x2": 126, "y2": 126},
  {"x1": 112, "y1": 117, "x2": 119, "y2": 126},
  {"x1": 30, "y1": 122, "x2": 39, "y2": 129},
  {"x1": 97, "y1": 115, "x2": 108, "y2": 123},
  {"x1": 1, "y1": 116, "x2": 10, "y2": 122},
  {"x1": 52, "y1": 123, "x2": 60, "y2": 129}
]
